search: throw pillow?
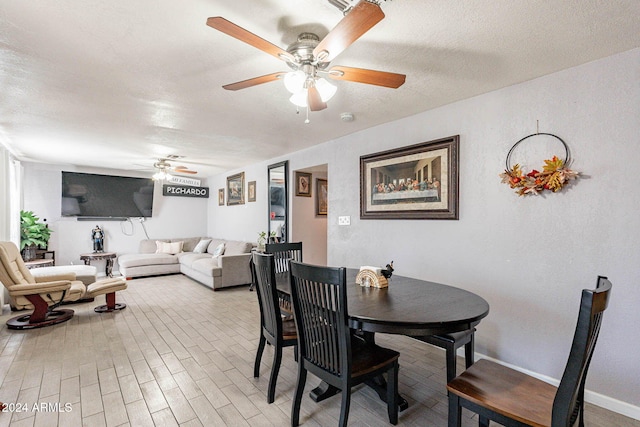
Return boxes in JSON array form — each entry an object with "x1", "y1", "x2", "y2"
[
  {"x1": 193, "y1": 239, "x2": 212, "y2": 254},
  {"x1": 212, "y1": 243, "x2": 225, "y2": 258},
  {"x1": 155, "y1": 240, "x2": 184, "y2": 255}
]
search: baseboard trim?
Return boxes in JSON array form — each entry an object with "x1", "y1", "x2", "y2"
[{"x1": 464, "y1": 350, "x2": 640, "y2": 421}]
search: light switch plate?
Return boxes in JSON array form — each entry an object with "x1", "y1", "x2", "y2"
[{"x1": 338, "y1": 216, "x2": 350, "y2": 226}]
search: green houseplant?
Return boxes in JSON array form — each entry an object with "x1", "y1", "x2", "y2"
[
  {"x1": 257, "y1": 231, "x2": 276, "y2": 252},
  {"x1": 20, "y1": 210, "x2": 52, "y2": 261}
]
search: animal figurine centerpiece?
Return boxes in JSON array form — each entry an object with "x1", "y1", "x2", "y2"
[
  {"x1": 381, "y1": 261, "x2": 394, "y2": 279},
  {"x1": 356, "y1": 262, "x2": 394, "y2": 289}
]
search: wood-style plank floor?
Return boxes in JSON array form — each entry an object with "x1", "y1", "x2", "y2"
[{"x1": 1, "y1": 274, "x2": 638, "y2": 426}]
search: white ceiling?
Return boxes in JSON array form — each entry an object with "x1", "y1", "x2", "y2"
[{"x1": 1, "y1": 0, "x2": 639, "y2": 177}]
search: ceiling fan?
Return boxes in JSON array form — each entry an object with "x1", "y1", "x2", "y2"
[
  {"x1": 153, "y1": 158, "x2": 198, "y2": 180},
  {"x1": 206, "y1": 0, "x2": 406, "y2": 113}
]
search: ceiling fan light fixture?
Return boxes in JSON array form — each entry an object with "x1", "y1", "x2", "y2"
[
  {"x1": 288, "y1": 77, "x2": 336, "y2": 108},
  {"x1": 289, "y1": 90, "x2": 308, "y2": 108},
  {"x1": 284, "y1": 70, "x2": 306, "y2": 93},
  {"x1": 152, "y1": 170, "x2": 172, "y2": 181},
  {"x1": 315, "y1": 78, "x2": 337, "y2": 102}
]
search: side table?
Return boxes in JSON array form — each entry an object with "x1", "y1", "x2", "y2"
[
  {"x1": 80, "y1": 252, "x2": 116, "y2": 277},
  {"x1": 25, "y1": 259, "x2": 55, "y2": 269}
]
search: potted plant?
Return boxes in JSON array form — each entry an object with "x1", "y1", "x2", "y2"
[
  {"x1": 257, "y1": 231, "x2": 277, "y2": 252},
  {"x1": 20, "y1": 210, "x2": 52, "y2": 261},
  {"x1": 257, "y1": 231, "x2": 267, "y2": 252}
]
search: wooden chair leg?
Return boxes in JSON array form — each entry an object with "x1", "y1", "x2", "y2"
[
  {"x1": 267, "y1": 345, "x2": 283, "y2": 404},
  {"x1": 464, "y1": 334, "x2": 475, "y2": 369},
  {"x1": 387, "y1": 362, "x2": 399, "y2": 425},
  {"x1": 254, "y1": 335, "x2": 266, "y2": 378},
  {"x1": 448, "y1": 393, "x2": 462, "y2": 427},
  {"x1": 291, "y1": 366, "x2": 307, "y2": 427},
  {"x1": 339, "y1": 386, "x2": 351, "y2": 427},
  {"x1": 444, "y1": 341, "x2": 457, "y2": 383}
]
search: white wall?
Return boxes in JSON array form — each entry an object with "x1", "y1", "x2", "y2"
[
  {"x1": 211, "y1": 49, "x2": 640, "y2": 415},
  {"x1": 22, "y1": 163, "x2": 209, "y2": 274}
]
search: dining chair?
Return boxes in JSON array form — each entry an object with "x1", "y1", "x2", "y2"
[
  {"x1": 252, "y1": 252, "x2": 298, "y2": 404},
  {"x1": 447, "y1": 276, "x2": 612, "y2": 427},
  {"x1": 289, "y1": 260, "x2": 400, "y2": 427},
  {"x1": 249, "y1": 241, "x2": 302, "y2": 292},
  {"x1": 265, "y1": 241, "x2": 302, "y2": 312}
]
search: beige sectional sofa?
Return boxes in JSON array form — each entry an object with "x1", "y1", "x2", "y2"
[{"x1": 117, "y1": 237, "x2": 254, "y2": 290}]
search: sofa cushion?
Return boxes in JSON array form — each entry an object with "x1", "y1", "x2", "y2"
[
  {"x1": 207, "y1": 239, "x2": 226, "y2": 254},
  {"x1": 140, "y1": 239, "x2": 167, "y2": 254},
  {"x1": 191, "y1": 258, "x2": 223, "y2": 277},
  {"x1": 179, "y1": 253, "x2": 211, "y2": 269},
  {"x1": 211, "y1": 243, "x2": 225, "y2": 257},
  {"x1": 225, "y1": 240, "x2": 253, "y2": 255},
  {"x1": 118, "y1": 253, "x2": 179, "y2": 268},
  {"x1": 174, "y1": 237, "x2": 201, "y2": 252},
  {"x1": 156, "y1": 241, "x2": 183, "y2": 254},
  {"x1": 193, "y1": 239, "x2": 212, "y2": 253}
]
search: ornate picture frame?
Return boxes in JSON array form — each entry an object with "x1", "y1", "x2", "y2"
[
  {"x1": 295, "y1": 171, "x2": 312, "y2": 197},
  {"x1": 360, "y1": 135, "x2": 459, "y2": 220},
  {"x1": 247, "y1": 181, "x2": 256, "y2": 202},
  {"x1": 226, "y1": 172, "x2": 245, "y2": 205},
  {"x1": 316, "y1": 178, "x2": 328, "y2": 216}
]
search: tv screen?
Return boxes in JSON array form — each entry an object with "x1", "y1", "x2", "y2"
[{"x1": 61, "y1": 172, "x2": 154, "y2": 218}]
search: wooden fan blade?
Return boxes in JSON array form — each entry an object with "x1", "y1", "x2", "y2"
[
  {"x1": 206, "y1": 17, "x2": 295, "y2": 62},
  {"x1": 174, "y1": 166, "x2": 198, "y2": 175},
  {"x1": 308, "y1": 86, "x2": 327, "y2": 111},
  {"x1": 313, "y1": 1, "x2": 384, "y2": 63},
  {"x1": 222, "y1": 72, "x2": 286, "y2": 91},
  {"x1": 328, "y1": 65, "x2": 406, "y2": 88}
]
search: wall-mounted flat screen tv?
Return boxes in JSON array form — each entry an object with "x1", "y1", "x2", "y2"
[{"x1": 61, "y1": 172, "x2": 154, "y2": 218}]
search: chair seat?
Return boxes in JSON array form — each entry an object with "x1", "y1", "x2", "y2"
[
  {"x1": 447, "y1": 359, "x2": 555, "y2": 427},
  {"x1": 282, "y1": 318, "x2": 297, "y2": 340},
  {"x1": 351, "y1": 337, "x2": 400, "y2": 379}
]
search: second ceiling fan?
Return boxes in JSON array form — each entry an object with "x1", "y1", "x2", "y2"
[{"x1": 207, "y1": 0, "x2": 406, "y2": 112}]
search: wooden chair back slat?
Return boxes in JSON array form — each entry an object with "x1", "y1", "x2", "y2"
[{"x1": 265, "y1": 242, "x2": 302, "y2": 274}]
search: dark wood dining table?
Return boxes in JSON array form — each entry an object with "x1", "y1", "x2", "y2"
[{"x1": 276, "y1": 268, "x2": 490, "y2": 410}]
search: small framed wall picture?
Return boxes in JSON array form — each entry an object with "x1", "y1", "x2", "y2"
[
  {"x1": 295, "y1": 171, "x2": 312, "y2": 197},
  {"x1": 316, "y1": 178, "x2": 328, "y2": 216},
  {"x1": 227, "y1": 172, "x2": 245, "y2": 205},
  {"x1": 248, "y1": 181, "x2": 256, "y2": 202},
  {"x1": 218, "y1": 188, "x2": 225, "y2": 206}
]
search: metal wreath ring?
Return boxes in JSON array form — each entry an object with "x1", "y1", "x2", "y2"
[{"x1": 505, "y1": 133, "x2": 570, "y2": 171}]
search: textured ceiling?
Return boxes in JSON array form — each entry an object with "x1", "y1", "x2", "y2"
[{"x1": 1, "y1": 0, "x2": 639, "y2": 177}]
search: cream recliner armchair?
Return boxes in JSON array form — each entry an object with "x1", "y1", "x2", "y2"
[{"x1": 0, "y1": 241, "x2": 128, "y2": 330}]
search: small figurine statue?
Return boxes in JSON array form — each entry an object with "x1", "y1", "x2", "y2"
[
  {"x1": 381, "y1": 261, "x2": 394, "y2": 279},
  {"x1": 92, "y1": 225, "x2": 104, "y2": 253}
]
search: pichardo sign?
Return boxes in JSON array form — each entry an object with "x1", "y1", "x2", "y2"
[{"x1": 163, "y1": 184, "x2": 209, "y2": 198}]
